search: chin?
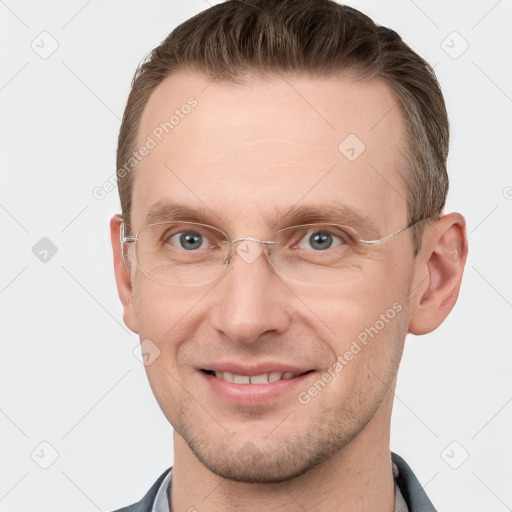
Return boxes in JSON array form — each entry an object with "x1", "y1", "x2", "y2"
[
  {"x1": 179, "y1": 421, "x2": 362, "y2": 484},
  {"x1": 191, "y1": 441, "x2": 324, "y2": 483}
]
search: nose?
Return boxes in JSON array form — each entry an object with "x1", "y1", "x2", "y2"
[{"x1": 210, "y1": 239, "x2": 293, "y2": 345}]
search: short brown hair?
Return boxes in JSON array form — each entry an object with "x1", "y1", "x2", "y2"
[{"x1": 117, "y1": 0, "x2": 449, "y2": 252}]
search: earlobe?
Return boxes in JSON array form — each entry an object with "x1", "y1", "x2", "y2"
[
  {"x1": 408, "y1": 213, "x2": 468, "y2": 335},
  {"x1": 110, "y1": 215, "x2": 139, "y2": 334}
]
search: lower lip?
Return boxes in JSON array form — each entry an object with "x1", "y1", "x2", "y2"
[{"x1": 200, "y1": 371, "x2": 316, "y2": 405}]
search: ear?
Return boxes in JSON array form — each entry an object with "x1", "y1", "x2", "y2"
[
  {"x1": 110, "y1": 214, "x2": 139, "y2": 334},
  {"x1": 408, "y1": 213, "x2": 468, "y2": 335}
]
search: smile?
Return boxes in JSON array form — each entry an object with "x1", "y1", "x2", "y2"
[{"x1": 203, "y1": 370, "x2": 304, "y2": 384}]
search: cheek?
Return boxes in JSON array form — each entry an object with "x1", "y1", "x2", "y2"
[
  {"x1": 308, "y1": 262, "x2": 409, "y2": 334},
  {"x1": 132, "y1": 281, "x2": 205, "y2": 426},
  {"x1": 303, "y1": 288, "x2": 409, "y2": 418},
  {"x1": 133, "y1": 276, "x2": 202, "y2": 333},
  {"x1": 303, "y1": 262, "x2": 411, "y2": 385},
  {"x1": 132, "y1": 279, "x2": 204, "y2": 380}
]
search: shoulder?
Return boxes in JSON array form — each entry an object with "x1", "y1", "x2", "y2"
[{"x1": 110, "y1": 468, "x2": 172, "y2": 512}]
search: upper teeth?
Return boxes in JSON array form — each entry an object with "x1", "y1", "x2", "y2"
[{"x1": 214, "y1": 371, "x2": 299, "y2": 384}]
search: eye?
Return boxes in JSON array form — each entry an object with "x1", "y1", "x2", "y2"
[
  {"x1": 168, "y1": 231, "x2": 210, "y2": 250},
  {"x1": 296, "y1": 229, "x2": 345, "y2": 251}
]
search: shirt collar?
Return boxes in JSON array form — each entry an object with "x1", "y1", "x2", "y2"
[
  {"x1": 151, "y1": 465, "x2": 409, "y2": 512},
  {"x1": 151, "y1": 468, "x2": 173, "y2": 512}
]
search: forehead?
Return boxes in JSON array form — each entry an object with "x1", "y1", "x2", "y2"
[{"x1": 132, "y1": 70, "x2": 408, "y2": 233}]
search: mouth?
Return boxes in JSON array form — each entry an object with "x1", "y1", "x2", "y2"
[
  {"x1": 199, "y1": 366, "x2": 317, "y2": 405},
  {"x1": 201, "y1": 369, "x2": 313, "y2": 384}
]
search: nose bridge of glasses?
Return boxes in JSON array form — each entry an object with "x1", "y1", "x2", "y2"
[
  {"x1": 230, "y1": 236, "x2": 279, "y2": 246},
  {"x1": 223, "y1": 236, "x2": 280, "y2": 266}
]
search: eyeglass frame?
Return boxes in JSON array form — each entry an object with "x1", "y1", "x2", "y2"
[{"x1": 119, "y1": 216, "x2": 427, "y2": 284}]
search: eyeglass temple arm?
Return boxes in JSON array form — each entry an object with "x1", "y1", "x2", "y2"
[
  {"x1": 120, "y1": 222, "x2": 137, "y2": 244},
  {"x1": 360, "y1": 220, "x2": 422, "y2": 245}
]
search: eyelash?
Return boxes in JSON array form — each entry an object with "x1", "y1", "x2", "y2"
[{"x1": 164, "y1": 228, "x2": 350, "y2": 251}]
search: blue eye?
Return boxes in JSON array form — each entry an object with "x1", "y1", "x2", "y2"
[
  {"x1": 297, "y1": 229, "x2": 344, "y2": 251},
  {"x1": 169, "y1": 231, "x2": 209, "y2": 250}
]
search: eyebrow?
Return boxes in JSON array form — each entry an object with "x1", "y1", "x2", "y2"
[
  {"x1": 273, "y1": 204, "x2": 382, "y2": 239},
  {"x1": 145, "y1": 202, "x2": 210, "y2": 226},
  {"x1": 144, "y1": 201, "x2": 382, "y2": 239}
]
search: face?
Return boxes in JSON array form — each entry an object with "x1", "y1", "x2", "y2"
[{"x1": 120, "y1": 71, "x2": 418, "y2": 482}]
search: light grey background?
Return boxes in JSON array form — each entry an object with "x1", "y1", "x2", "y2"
[{"x1": 1, "y1": 1, "x2": 511, "y2": 511}]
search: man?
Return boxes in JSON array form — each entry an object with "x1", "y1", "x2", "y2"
[{"x1": 110, "y1": 0, "x2": 468, "y2": 510}]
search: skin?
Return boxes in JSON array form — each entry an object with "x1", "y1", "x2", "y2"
[{"x1": 111, "y1": 70, "x2": 468, "y2": 512}]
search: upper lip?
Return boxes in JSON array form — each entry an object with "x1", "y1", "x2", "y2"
[{"x1": 200, "y1": 362, "x2": 312, "y2": 376}]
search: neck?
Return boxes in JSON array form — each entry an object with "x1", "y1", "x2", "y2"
[{"x1": 171, "y1": 391, "x2": 396, "y2": 512}]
